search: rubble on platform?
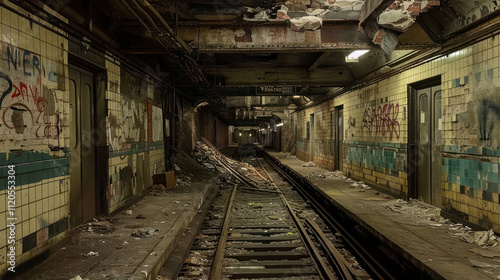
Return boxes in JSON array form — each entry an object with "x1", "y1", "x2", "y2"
[
  {"x1": 149, "y1": 184, "x2": 166, "y2": 196},
  {"x1": 83, "y1": 218, "x2": 116, "y2": 234},
  {"x1": 280, "y1": 152, "x2": 297, "y2": 159},
  {"x1": 131, "y1": 227, "x2": 159, "y2": 238},
  {"x1": 381, "y1": 198, "x2": 500, "y2": 251},
  {"x1": 301, "y1": 161, "x2": 316, "y2": 167},
  {"x1": 350, "y1": 181, "x2": 371, "y2": 190}
]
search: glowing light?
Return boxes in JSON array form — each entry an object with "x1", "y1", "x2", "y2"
[
  {"x1": 345, "y1": 50, "x2": 369, "y2": 62},
  {"x1": 276, "y1": 123, "x2": 284, "y2": 127}
]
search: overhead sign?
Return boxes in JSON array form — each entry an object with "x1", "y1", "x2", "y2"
[{"x1": 257, "y1": 85, "x2": 307, "y2": 95}]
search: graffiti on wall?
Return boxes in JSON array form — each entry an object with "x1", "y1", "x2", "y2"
[
  {"x1": 362, "y1": 102, "x2": 400, "y2": 139},
  {"x1": 0, "y1": 42, "x2": 61, "y2": 151},
  {"x1": 152, "y1": 106, "x2": 163, "y2": 142},
  {"x1": 108, "y1": 96, "x2": 147, "y2": 152}
]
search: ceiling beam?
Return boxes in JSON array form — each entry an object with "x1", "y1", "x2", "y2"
[
  {"x1": 359, "y1": 0, "x2": 395, "y2": 26},
  {"x1": 195, "y1": 66, "x2": 352, "y2": 86},
  {"x1": 177, "y1": 24, "x2": 376, "y2": 53},
  {"x1": 307, "y1": 52, "x2": 334, "y2": 72}
]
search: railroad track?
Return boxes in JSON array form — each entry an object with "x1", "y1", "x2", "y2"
[{"x1": 176, "y1": 141, "x2": 371, "y2": 280}]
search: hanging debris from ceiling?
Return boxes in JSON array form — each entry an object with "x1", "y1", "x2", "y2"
[
  {"x1": 290, "y1": 15, "x2": 323, "y2": 31},
  {"x1": 359, "y1": 0, "x2": 440, "y2": 55}
]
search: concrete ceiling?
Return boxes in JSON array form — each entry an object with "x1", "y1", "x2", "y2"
[{"x1": 45, "y1": 0, "x2": 500, "y2": 126}]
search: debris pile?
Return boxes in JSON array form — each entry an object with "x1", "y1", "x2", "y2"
[
  {"x1": 307, "y1": 172, "x2": 326, "y2": 179},
  {"x1": 301, "y1": 161, "x2": 316, "y2": 167},
  {"x1": 350, "y1": 181, "x2": 371, "y2": 190},
  {"x1": 382, "y1": 199, "x2": 441, "y2": 223},
  {"x1": 131, "y1": 228, "x2": 159, "y2": 238},
  {"x1": 382, "y1": 198, "x2": 500, "y2": 250},
  {"x1": 149, "y1": 184, "x2": 166, "y2": 196},
  {"x1": 243, "y1": 7, "x2": 271, "y2": 20},
  {"x1": 290, "y1": 16, "x2": 323, "y2": 31},
  {"x1": 83, "y1": 217, "x2": 116, "y2": 234},
  {"x1": 176, "y1": 174, "x2": 193, "y2": 187},
  {"x1": 194, "y1": 141, "x2": 271, "y2": 187},
  {"x1": 81, "y1": 251, "x2": 99, "y2": 258},
  {"x1": 280, "y1": 152, "x2": 296, "y2": 159},
  {"x1": 459, "y1": 229, "x2": 497, "y2": 246}
]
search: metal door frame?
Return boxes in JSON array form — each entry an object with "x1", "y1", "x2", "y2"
[
  {"x1": 310, "y1": 113, "x2": 315, "y2": 161},
  {"x1": 334, "y1": 105, "x2": 344, "y2": 171},
  {"x1": 408, "y1": 76, "x2": 441, "y2": 202},
  {"x1": 69, "y1": 64, "x2": 99, "y2": 227}
]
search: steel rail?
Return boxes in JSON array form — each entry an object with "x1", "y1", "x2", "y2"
[
  {"x1": 208, "y1": 185, "x2": 237, "y2": 280},
  {"x1": 255, "y1": 156, "x2": 336, "y2": 280},
  {"x1": 305, "y1": 218, "x2": 354, "y2": 280},
  {"x1": 260, "y1": 148, "x2": 396, "y2": 280},
  {"x1": 256, "y1": 150, "x2": 355, "y2": 280}
]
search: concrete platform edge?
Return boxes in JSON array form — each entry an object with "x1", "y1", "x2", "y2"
[
  {"x1": 135, "y1": 177, "x2": 219, "y2": 280},
  {"x1": 268, "y1": 153, "x2": 448, "y2": 280}
]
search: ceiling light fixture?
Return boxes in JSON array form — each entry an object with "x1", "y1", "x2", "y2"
[
  {"x1": 345, "y1": 50, "x2": 369, "y2": 62},
  {"x1": 276, "y1": 123, "x2": 284, "y2": 127}
]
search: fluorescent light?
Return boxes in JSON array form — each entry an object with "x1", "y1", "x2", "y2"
[
  {"x1": 346, "y1": 50, "x2": 369, "y2": 62},
  {"x1": 293, "y1": 95, "x2": 301, "y2": 98},
  {"x1": 276, "y1": 123, "x2": 284, "y2": 127}
]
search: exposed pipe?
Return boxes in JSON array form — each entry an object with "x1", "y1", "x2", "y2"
[
  {"x1": 139, "y1": 0, "x2": 192, "y2": 54},
  {"x1": 57, "y1": 2, "x2": 119, "y2": 48},
  {"x1": 120, "y1": 0, "x2": 152, "y2": 35},
  {"x1": 122, "y1": 0, "x2": 174, "y2": 54},
  {"x1": 128, "y1": 0, "x2": 161, "y2": 33}
]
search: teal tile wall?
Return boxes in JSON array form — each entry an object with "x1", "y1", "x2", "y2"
[
  {"x1": 109, "y1": 141, "x2": 164, "y2": 158},
  {"x1": 444, "y1": 157, "x2": 500, "y2": 200},
  {"x1": 443, "y1": 145, "x2": 500, "y2": 157},
  {"x1": 0, "y1": 150, "x2": 70, "y2": 191},
  {"x1": 346, "y1": 141, "x2": 407, "y2": 177}
]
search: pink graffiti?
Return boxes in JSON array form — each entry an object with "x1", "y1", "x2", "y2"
[{"x1": 362, "y1": 103, "x2": 400, "y2": 139}]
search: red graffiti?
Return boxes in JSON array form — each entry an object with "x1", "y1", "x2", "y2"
[
  {"x1": 362, "y1": 103, "x2": 400, "y2": 139},
  {"x1": 43, "y1": 113, "x2": 60, "y2": 138},
  {"x1": 11, "y1": 82, "x2": 47, "y2": 110}
]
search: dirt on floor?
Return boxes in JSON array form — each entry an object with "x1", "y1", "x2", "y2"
[{"x1": 11, "y1": 152, "x2": 217, "y2": 280}]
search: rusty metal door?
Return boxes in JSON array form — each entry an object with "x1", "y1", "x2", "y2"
[
  {"x1": 416, "y1": 86, "x2": 441, "y2": 206},
  {"x1": 69, "y1": 66, "x2": 96, "y2": 228}
]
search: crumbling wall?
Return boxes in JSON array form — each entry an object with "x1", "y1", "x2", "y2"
[
  {"x1": 178, "y1": 103, "x2": 196, "y2": 154},
  {"x1": 197, "y1": 107, "x2": 229, "y2": 148},
  {"x1": 291, "y1": 32, "x2": 500, "y2": 232},
  {"x1": 105, "y1": 61, "x2": 165, "y2": 213},
  {"x1": 0, "y1": 2, "x2": 71, "y2": 273},
  {"x1": 281, "y1": 110, "x2": 297, "y2": 154}
]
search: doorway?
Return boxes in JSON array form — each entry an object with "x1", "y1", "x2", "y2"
[
  {"x1": 334, "y1": 106, "x2": 344, "y2": 171},
  {"x1": 409, "y1": 77, "x2": 442, "y2": 206},
  {"x1": 69, "y1": 66, "x2": 97, "y2": 228},
  {"x1": 310, "y1": 114, "x2": 315, "y2": 161}
]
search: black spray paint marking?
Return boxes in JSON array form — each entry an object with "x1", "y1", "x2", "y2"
[{"x1": 0, "y1": 72, "x2": 13, "y2": 108}]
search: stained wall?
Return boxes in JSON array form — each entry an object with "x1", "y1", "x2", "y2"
[
  {"x1": 0, "y1": 2, "x2": 166, "y2": 273},
  {"x1": 289, "y1": 27, "x2": 500, "y2": 230}
]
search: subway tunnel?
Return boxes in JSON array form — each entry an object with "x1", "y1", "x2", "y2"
[{"x1": 1, "y1": 0, "x2": 500, "y2": 279}]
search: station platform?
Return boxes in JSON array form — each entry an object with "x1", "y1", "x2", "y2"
[
  {"x1": 266, "y1": 150, "x2": 500, "y2": 280},
  {"x1": 11, "y1": 176, "x2": 218, "y2": 280}
]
